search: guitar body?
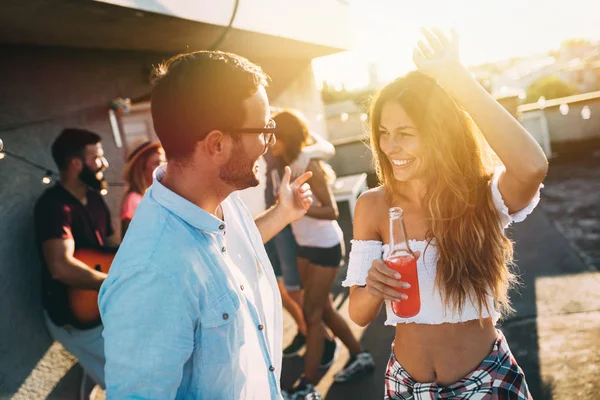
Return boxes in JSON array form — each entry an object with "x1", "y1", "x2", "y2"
[{"x1": 68, "y1": 249, "x2": 115, "y2": 324}]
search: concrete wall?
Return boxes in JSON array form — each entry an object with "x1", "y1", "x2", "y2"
[
  {"x1": 0, "y1": 44, "x2": 163, "y2": 397},
  {"x1": 542, "y1": 99, "x2": 600, "y2": 142},
  {"x1": 518, "y1": 93, "x2": 600, "y2": 157}
]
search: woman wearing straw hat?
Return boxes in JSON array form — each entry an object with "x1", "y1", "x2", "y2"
[{"x1": 120, "y1": 140, "x2": 165, "y2": 238}]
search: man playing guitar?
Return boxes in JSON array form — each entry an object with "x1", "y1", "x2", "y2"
[{"x1": 34, "y1": 128, "x2": 119, "y2": 389}]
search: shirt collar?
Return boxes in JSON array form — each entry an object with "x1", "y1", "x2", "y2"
[{"x1": 149, "y1": 164, "x2": 226, "y2": 234}]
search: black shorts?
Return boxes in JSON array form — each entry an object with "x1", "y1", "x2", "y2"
[{"x1": 297, "y1": 243, "x2": 344, "y2": 268}]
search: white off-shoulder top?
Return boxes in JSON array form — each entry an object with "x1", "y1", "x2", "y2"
[{"x1": 342, "y1": 168, "x2": 543, "y2": 325}]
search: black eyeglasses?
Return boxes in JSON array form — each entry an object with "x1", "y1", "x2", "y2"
[{"x1": 227, "y1": 119, "x2": 277, "y2": 147}]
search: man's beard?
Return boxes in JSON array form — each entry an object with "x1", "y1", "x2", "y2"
[
  {"x1": 219, "y1": 142, "x2": 260, "y2": 191},
  {"x1": 79, "y1": 164, "x2": 107, "y2": 192}
]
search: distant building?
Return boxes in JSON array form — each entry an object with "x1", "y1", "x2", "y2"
[{"x1": 470, "y1": 41, "x2": 600, "y2": 98}]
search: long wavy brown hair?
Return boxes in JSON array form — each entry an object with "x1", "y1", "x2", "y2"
[{"x1": 370, "y1": 71, "x2": 517, "y2": 318}]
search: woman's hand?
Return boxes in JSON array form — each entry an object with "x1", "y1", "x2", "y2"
[
  {"x1": 365, "y1": 252, "x2": 420, "y2": 302},
  {"x1": 413, "y1": 29, "x2": 548, "y2": 213},
  {"x1": 413, "y1": 27, "x2": 463, "y2": 83}
]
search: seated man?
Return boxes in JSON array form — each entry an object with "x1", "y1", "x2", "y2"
[{"x1": 34, "y1": 128, "x2": 119, "y2": 388}]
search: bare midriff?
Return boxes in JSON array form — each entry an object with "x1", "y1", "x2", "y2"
[{"x1": 392, "y1": 318, "x2": 497, "y2": 386}]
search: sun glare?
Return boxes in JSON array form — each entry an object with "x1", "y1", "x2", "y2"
[{"x1": 313, "y1": 0, "x2": 600, "y2": 90}]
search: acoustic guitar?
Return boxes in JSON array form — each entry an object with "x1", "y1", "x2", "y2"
[{"x1": 69, "y1": 248, "x2": 115, "y2": 324}]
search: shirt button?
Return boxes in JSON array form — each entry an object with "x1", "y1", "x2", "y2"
[
  {"x1": 258, "y1": 324, "x2": 264, "y2": 330},
  {"x1": 269, "y1": 366, "x2": 275, "y2": 372},
  {"x1": 221, "y1": 246, "x2": 226, "y2": 252},
  {"x1": 240, "y1": 285, "x2": 244, "y2": 291},
  {"x1": 218, "y1": 224, "x2": 225, "y2": 230},
  {"x1": 222, "y1": 313, "x2": 229, "y2": 320}
]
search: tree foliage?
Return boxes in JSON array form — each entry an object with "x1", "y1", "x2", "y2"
[{"x1": 525, "y1": 75, "x2": 577, "y2": 104}]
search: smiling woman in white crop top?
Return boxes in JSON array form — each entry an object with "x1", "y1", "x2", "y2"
[{"x1": 342, "y1": 29, "x2": 547, "y2": 399}]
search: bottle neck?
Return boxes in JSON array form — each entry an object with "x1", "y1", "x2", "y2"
[{"x1": 389, "y1": 214, "x2": 413, "y2": 258}]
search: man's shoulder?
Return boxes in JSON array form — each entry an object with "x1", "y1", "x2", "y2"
[
  {"x1": 117, "y1": 200, "x2": 206, "y2": 267},
  {"x1": 34, "y1": 185, "x2": 68, "y2": 213},
  {"x1": 109, "y1": 210, "x2": 210, "y2": 296},
  {"x1": 36, "y1": 184, "x2": 63, "y2": 202}
]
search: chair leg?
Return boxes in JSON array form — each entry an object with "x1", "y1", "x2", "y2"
[
  {"x1": 79, "y1": 369, "x2": 87, "y2": 400},
  {"x1": 80, "y1": 369, "x2": 99, "y2": 400}
]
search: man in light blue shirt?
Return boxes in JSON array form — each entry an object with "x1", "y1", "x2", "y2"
[{"x1": 99, "y1": 51, "x2": 314, "y2": 399}]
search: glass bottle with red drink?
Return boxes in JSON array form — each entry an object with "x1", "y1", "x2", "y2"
[{"x1": 386, "y1": 207, "x2": 421, "y2": 318}]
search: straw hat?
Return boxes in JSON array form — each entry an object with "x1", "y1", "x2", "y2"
[{"x1": 123, "y1": 139, "x2": 162, "y2": 179}]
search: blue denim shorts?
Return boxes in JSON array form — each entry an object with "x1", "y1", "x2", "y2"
[{"x1": 264, "y1": 225, "x2": 302, "y2": 291}]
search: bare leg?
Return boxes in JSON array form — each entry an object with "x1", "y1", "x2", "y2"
[
  {"x1": 303, "y1": 263, "x2": 339, "y2": 383},
  {"x1": 322, "y1": 294, "x2": 362, "y2": 354},
  {"x1": 296, "y1": 256, "x2": 309, "y2": 290},
  {"x1": 285, "y1": 259, "x2": 305, "y2": 318},
  {"x1": 297, "y1": 257, "x2": 333, "y2": 341},
  {"x1": 278, "y1": 280, "x2": 307, "y2": 336},
  {"x1": 288, "y1": 289, "x2": 304, "y2": 309}
]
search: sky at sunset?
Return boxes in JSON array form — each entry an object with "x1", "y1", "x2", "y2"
[{"x1": 313, "y1": 0, "x2": 600, "y2": 90}]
